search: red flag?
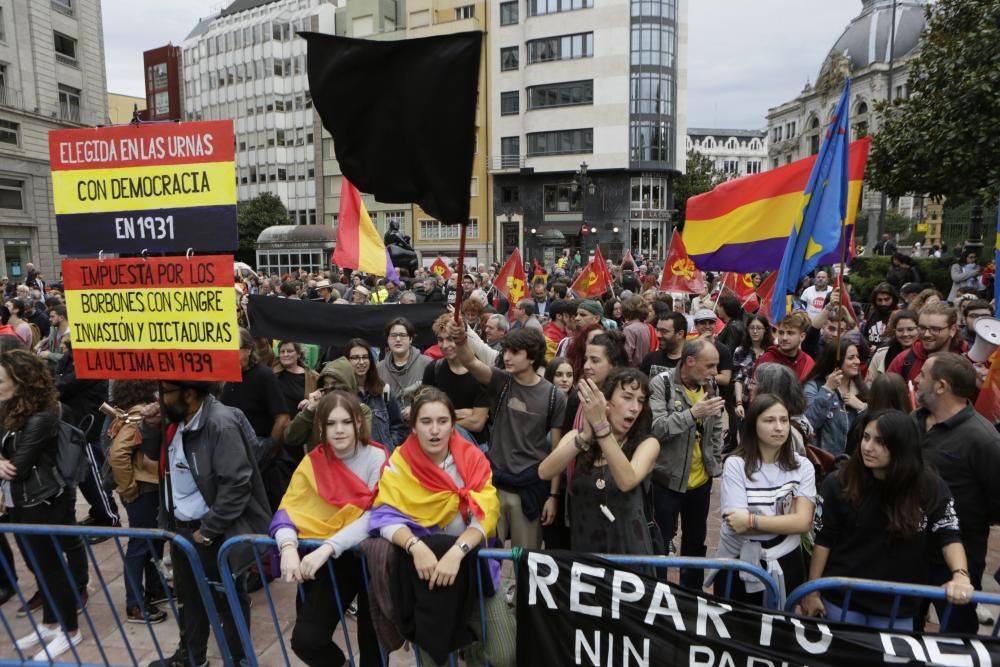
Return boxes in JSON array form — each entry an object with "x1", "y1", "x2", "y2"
[
  {"x1": 532, "y1": 259, "x2": 548, "y2": 284},
  {"x1": 429, "y1": 256, "x2": 452, "y2": 280},
  {"x1": 495, "y1": 249, "x2": 528, "y2": 318},
  {"x1": 659, "y1": 230, "x2": 706, "y2": 294},
  {"x1": 975, "y1": 346, "x2": 1000, "y2": 422},
  {"x1": 833, "y1": 273, "x2": 858, "y2": 324},
  {"x1": 571, "y1": 253, "x2": 612, "y2": 299},
  {"x1": 754, "y1": 272, "x2": 778, "y2": 319},
  {"x1": 721, "y1": 272, "x2": 756, "y2": 302},
  {"x1": 622, "y1": 249, "x2": 636, "y2": 268}
]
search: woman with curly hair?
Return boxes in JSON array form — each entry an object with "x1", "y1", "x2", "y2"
[
  {"x1": 0, "y1": 350, "x2": 83, "y2": 659},
  {"x1": 540, "y1": 367, "x2": 660, "y2": 554}
]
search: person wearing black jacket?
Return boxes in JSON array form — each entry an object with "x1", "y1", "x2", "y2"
[{"x1": 0, "y1": 350, "x2": 84, "y2": 660}]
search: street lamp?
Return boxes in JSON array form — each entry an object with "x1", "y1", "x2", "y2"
[{"x1": 573, "y1": 162, "x2": 597, "y2": 257}]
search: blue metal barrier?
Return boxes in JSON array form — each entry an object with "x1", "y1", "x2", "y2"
[
  {"x1": 0, "y1": 524, "x2": 234, "y2": 667},
  {"x1": 785, "y1": 577, "x2": 1000, "y2": 634},
  {"x1": 216, "y1": 537, "x2": 779, "y2": 667}
]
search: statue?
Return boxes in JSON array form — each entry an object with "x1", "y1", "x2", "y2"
[{"x1": 384, "y1": 219, "x2": 418, "y2": 276}]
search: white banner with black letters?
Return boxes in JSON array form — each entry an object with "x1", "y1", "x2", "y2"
[{"x1": 515, "y1": 550, "x2": 999, "y2": 666}]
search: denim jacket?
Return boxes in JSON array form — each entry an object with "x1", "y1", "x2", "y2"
[{"x1": 802, "y1": 380, "x2": 858, "y2": 456}]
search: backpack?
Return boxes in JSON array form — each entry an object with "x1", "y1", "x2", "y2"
[{"x1": 56, "y1": 415, "x2": 92, "y2": 486}]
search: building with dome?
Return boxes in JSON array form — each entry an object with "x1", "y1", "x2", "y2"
[
  {"x1": 766, "y1": 0, "x2": 928, "y2": 246},
  {"x1": 686, "y1": 128, "x2": 768, "y2": 180}
]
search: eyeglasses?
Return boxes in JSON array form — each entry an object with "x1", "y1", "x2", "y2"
[
  {"x1": 388, "y1": 332, "x2": 410, "y2": 339},
  {"x1": 348, "y1": 355, "x2": 369, "y2": 362},
  {"x1": 917, "y1": 325, "x2": 950, "y2": 335}
]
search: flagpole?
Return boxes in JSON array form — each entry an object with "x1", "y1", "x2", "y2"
[
  {"x1": 834, "y1": 217, "x2": 848, "y2": 363},
  {"x1": 453, "y1": 224, "x2": 468, "y2": 324}
]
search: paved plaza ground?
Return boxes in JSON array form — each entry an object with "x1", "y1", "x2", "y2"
[{"x1": 2, "y1": 488, "x2": 999, "y2": 666}]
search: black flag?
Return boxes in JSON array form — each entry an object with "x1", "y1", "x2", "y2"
[{"x1": 303, "y1": 31, "x2": 482, "y2": 225}]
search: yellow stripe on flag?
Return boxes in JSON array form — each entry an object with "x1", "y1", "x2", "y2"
[{"x1": 356, "y1": 204, "x2": 388, "y2": 276}]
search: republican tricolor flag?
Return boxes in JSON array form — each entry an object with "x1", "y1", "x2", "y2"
[{"x1": 331, "y1": 178, "x2": 399, "y2": 282}]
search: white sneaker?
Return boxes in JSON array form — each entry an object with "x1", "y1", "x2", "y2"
[
  {"x1": 33, "y1": 630, "x2": 82, "y2": 662},
  {"x1": 15, "y1": 625, "x2": 59, "y2": 650}
]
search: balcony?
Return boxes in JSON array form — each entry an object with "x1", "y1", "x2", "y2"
[
  {"x1": 55, "y1": 53, "x2": 78, "y2": 67},
  {"x1": 489, "y1": 155, "x2": 525, "y2": 172},
  {"x1": 0, "y1": 87, "x2": 23, "y2": 110}
]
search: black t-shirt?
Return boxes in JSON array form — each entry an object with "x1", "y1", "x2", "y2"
[
  {"x1": 640, "y1": 350, "x2": 680, "y2": 377},
  {"x1": 275, "y1": 370, "x2": 306, "y2": 417},
  {"x1": 221, "y1": 363, "x2": 288, "y2": 437},
  {"x1": 422, "y1": 359, "x2": 489, "y2": 414}
]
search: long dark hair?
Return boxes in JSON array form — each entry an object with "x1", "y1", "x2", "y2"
[
  {"x1": 0, "y1": 350, "x2": 58, "y2": 431},
  {"x1": 739, "y1": 313, "x2": 774, "y2": 352},
  {"x1": 805, "y1": 339, "x2": 869, "y2": 403},
  {"x1": 867, "y1": 373, "x2": 912, "y2": 413},
  {"x1": 839, "y1": 409, "x2": 936, "y2": 541},
  {"x1": 883, "y1": 309, "x2": 917, "y2": 368},
  {"x1": 567, "y1": 322, "x2": 603, "y2": 380},
  {"x1": 344, "y1": 338, "x2": 384, "y2": 396},
  {"x1": 732, "y1": 394, "x2": 799, "y2": 479},
  {"x1": 576, "y1": 368, "x2": 652, "y2": 474}
]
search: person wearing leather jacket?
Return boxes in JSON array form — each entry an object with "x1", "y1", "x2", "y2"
[{"x1": 0, "y1": 350, "x2": 83, "y2": 661}]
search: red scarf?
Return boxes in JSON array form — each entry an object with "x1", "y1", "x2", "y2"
[{"x1": 311, "y1": 442, "x2": 387, "y2": 509}]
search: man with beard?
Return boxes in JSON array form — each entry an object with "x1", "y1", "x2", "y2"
[
  {"x1": 914, "y1": 353, "x2": 1000, "y2": 633},
  {"x1": 887, "y1": 302, "x2": 961, "y2": 388},
  {"x1": 147, "y1": 380, "x2": 270, "y2": 667},
  {"x1": 640, "y1": 311, "x2": 688, "y2": 377},
  {"x1": 863, "y1": 282, "x2": 899, "y2": 348}
]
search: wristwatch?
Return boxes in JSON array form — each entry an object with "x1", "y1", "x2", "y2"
[
  {"x1": 456, "y1": 541, "x2": 471, "y2": 555},
  {"x1": 199, "y1": 533, "x2": 214, "y2": 547}
]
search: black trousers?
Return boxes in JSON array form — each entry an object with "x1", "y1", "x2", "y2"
[
  {"x1": 291, "y1": 554, "x2": 380, "y2": 667},
  {"x1": 171, "y1": 527, "x2": 248, "y2": 664},
  {"x1": 9, "y1": 489, "x2": 79, "y2": 631},
  {"x1": 653, "y1": 479, "x2": 713, "y2": 590}
]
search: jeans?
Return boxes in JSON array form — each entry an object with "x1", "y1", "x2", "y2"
[
  {"x1": 122, "y1": 490, "x2": 165, "y2": 609},
  {"x1": 822, "y1": 597, "x2": 914, "y2": 631},
  {"x1": 9, "y1": 489, "x2": 79, "y2": 631},
  {"x1": 171, "y1": 527, "x2": 248, "y2": 664},
  {"x1": 653, "y1": 479, "x2": 713, "y2": 590},
  {"x1": 291, "y1": 554, "x2": 380, "y2": 667}
]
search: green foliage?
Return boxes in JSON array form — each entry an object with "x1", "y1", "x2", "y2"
[
  {"x1": 237, "y1": 192, "x2": 291, "y2": 265},
  {"x1": 867, "y1": 0, "x2": 1000, "y2": 199},
  {"x1": 674, "y1": 150, "x2": 726, "y2": 225},
  {"x1": 848, "y1": 255, "x2": 957, "y2": 302}
]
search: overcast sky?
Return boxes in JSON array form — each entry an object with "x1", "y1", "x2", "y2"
[{"x1": 102, "y1": 0, "x2": 861, "y2": 130}]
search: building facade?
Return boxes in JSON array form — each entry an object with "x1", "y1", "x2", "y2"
[
  {"x1": 107, "y1": 92, "x2": 144, "y2": 124},
  {"x1": 686, "y1": 128, "x2": 767, "y2": 180},
  {"x1": 181, "y1": 0, "x2": 338, "y2": 228},
  {"x1": 488, "y1": 0, "x2": 687, "y2": 265},
  {"x1": 320, "y1": 0, "x2": 413, "y2": 262},
  {"x1": 0, "y1": 0, "x2": 108, "y2": 280},
  {"x1": 141, "y1": 43, "x2": 183, "y2": 121},
  {"x1": 766, "y1": 0, "x2": 926, "y2": 247}
]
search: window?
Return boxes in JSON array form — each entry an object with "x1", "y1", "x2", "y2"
[
  {"x1": 470, "y1": 177, "x2": 479, "y2": 197},
  {"x1": 51, "y1": 0, "x2": 73, "y2": 16},
  {"x1": 723, "y1": 159, "x2": 739, "y2": 175},
  {"x1": 543, "y1": 184, "x2": 582, "y2": 213},
  {"x1": 501, "y1": 186, "x2": 519, "y2": 204},
  {"x1": 0, "y1": 64, "x2": 8, "y2": 101},
  {"x1": 500, "y1": 136, "x2": 520, "y2": 167},
  {"x1": 500, "y1": 91, "x2": 519, "y2": 115},
  {"x1": 527, "y1": 33, "x2": 592, "y2": 64},
  {"x1": 529, "y1": 0, "x2": 593, "y2": 16},
  {"x1": 0, "y1": 178, "x2": 23, "y2": 210},
  {"x1": 746, "y1": 160, "x2": 762, "y2": 175},
  {"x1": 420, "y1": 219, "x2": 479, "y2": 240},
  {"x1": 0, "y1": 119, "x2": 19, "y2": 145},
  {"x1": 631, "y1": 0, "x2": 674, "y2": 19},
  {"x1": 630, "y1": 120, "x2": 669, "y2": 162},
  {"x1": 500, "y1": 1, "x2": 519, "y2": 25},
  {"x1": 58, "y1": 84, "x2": 81, "y2": 122},
  {"x1": 630, "y1": 24, "x2": 674, "y2": 67},
  {"x1": 0, "y1": 7, "x2": 6, "y2": 41},
  {"x1": 500, "y1": 47, "x2": 519, "y2": 71},
  {"x1": 53, "y1": 32, "x2": 78, "y2": 66},
  {"x1": 630, "y1": 177, "x2": 667, "y2": 210},
  {"x1": 528, "y1": 80, "x2": 593, "y2": 110},
  {"x1": 526, "y1": 128, "x2": 592, "y2": 156},
  {"x1": 154, "y1": 92, "x2": 169, "y2": 116},
  {"x1": 630, "y1": 72, "x2": 671, "y2": 114},
  {"x1": 151, "y1": 62, "x2": 168, "y2": 89},
  {"x1": 385, "y1": 210, "x2": 406, "y2": 231},
  {"x1": 455, "y1": 5, "x2": 474, "y2": 20}
]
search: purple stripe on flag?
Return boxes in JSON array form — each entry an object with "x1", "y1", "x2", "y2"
[
  {"x1": 690, "y1": 225, "x2": 854, "y2": 273},
  {"x1": 385, "y1": 249, "x2": 401, "y2": 286},
  {"x1": 368, "y1": 505, "x2": 438, "y2": 537}
]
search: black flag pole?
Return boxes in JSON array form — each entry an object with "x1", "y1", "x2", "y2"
[{"x1": 454, "y1": 224, "x2": 468, "y2": 324}]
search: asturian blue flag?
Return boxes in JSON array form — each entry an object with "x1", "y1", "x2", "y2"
[{"x1": 771, "y1": 80, "x2": 852, "y2": 323}]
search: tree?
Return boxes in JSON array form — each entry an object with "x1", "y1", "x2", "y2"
[
  {"x1": 867, "y1": 0, "x2": 1000, "y2": 199},
  {"x1": 237, "y1": 192, "x2": 291, "y2": 265},
  {"x1": 674, "y1": 150, "x2": 726, "y2": 227}
]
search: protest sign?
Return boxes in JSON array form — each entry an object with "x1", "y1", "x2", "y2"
[
  {"x1": 62, "y1": 255, "x2": 240, "y2": 381},
  {"x1": 517, "y1": 550, "x2": 1000, "y2": 667},
  {"x1": 49, "y1": 121, "x2": 237, "y2": 255}
]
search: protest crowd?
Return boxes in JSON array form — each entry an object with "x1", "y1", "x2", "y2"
[{"x1": 2, "y1": 241, "x2": 999, "y2": 665}]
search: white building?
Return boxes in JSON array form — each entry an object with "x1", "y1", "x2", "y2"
[
  {"x1": 686, "y1": 128, "x2": 767, "y2": 180},
  {"x1": 766, "y1": 0, "x2": 927, "y2": 243},
  {"x1": 181, "y1": 0, "x2": 340, "y2": 227},
  {"x1": 0, "y1": 0, "x2": 108, "y2": 280},
  {"x1": 488, "y1": 0, "x2": 688, "y2": 264}
]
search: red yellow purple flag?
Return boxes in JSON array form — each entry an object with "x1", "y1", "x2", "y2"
[{"x1": 331, "y1": 178, "x2": 393, "y2": 276}]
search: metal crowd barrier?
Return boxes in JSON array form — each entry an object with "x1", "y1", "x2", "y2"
[
  {"x1": 785, "y1": 577, "x2": 1000, "y2": 635},
  {"x1": 0, "y1": 523, "x2": 233, "y2": 667},
  {"x1": 216, "y1": 537, "x2": 780, "y2": 667}
]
